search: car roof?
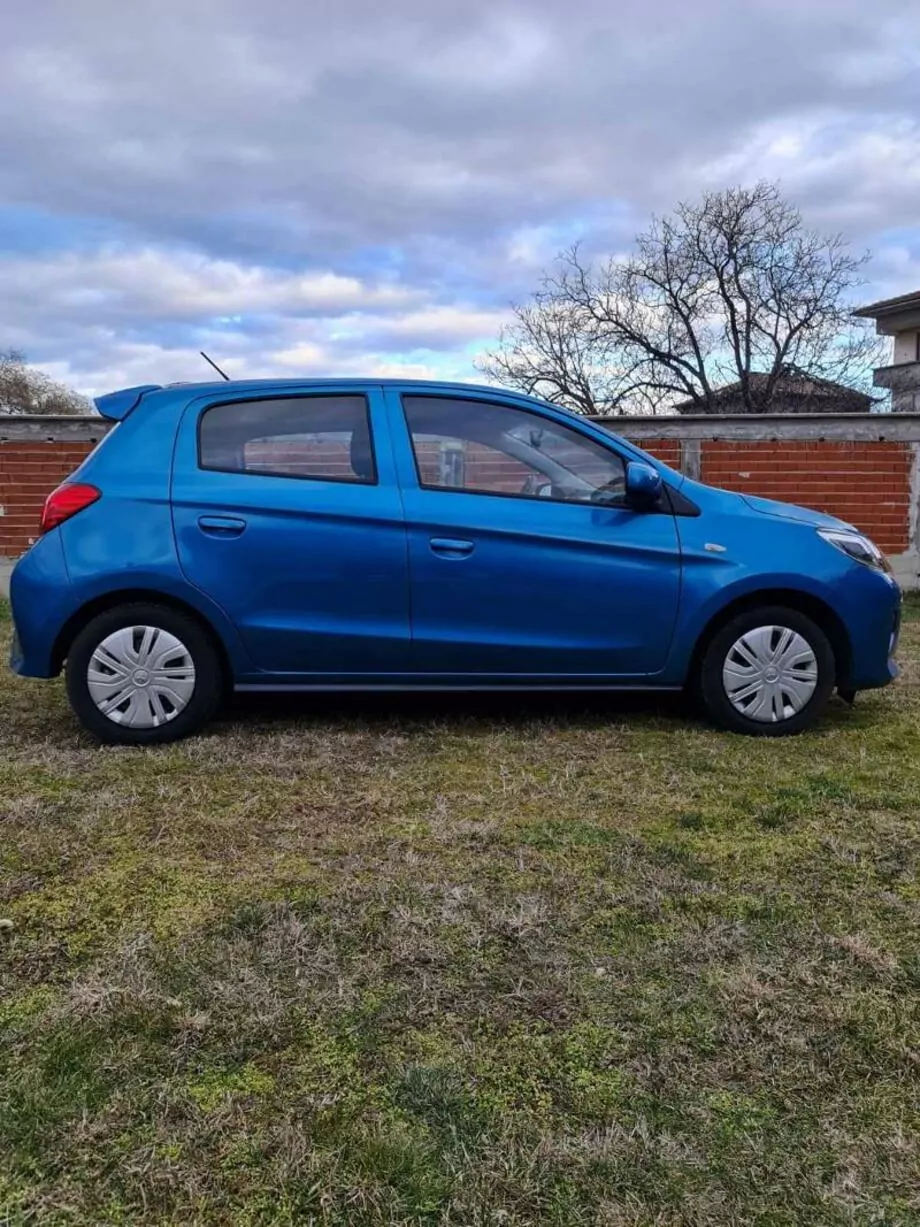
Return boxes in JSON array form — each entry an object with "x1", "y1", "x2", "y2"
[
  {"x1": 94, "y1": 377, "x2": 524, "y2": 420},
  {"x1": 179, "y1": 376, "x2": 504, "y2": 396}
]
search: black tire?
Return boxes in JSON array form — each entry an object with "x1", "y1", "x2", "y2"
[
  {"x1": 65, "y1": 603, "x2": 224, "y2": 745},
  {"x1": 696, "y1": 605, "x2": 836, "y2": 737}
]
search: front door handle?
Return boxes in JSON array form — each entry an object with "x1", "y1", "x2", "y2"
[
  {"x1": 429, "y1": 537, "x2": 475, "y2": 558},
  {"x1": 198, "y1": 515, "x2": 247, "y2": 537}
]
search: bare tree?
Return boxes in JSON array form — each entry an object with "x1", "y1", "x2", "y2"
[
  {"x1": 0, "y1": 349, "x2": 92, "y2": 416},
  {"x1": 483, "y1": 296, "x2": 658, "y2": 415},
  {"x1": 480, "y1": 183, "x2": 884, "y2": 414}
]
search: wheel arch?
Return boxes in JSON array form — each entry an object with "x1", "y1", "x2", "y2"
[
  {"x1": 50, "y1": 588, "x2": 233, "y2": 688},
  {"x1": 688, "y1": 588, "x2": 853, "y2": 689}
]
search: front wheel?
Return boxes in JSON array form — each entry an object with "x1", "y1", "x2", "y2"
[
  {"x1": 696, "y1": 606, "x2": 836, "y2": 736},
  {"x1": 65, "y1": 603, "x2": 224, "y2": 745}
]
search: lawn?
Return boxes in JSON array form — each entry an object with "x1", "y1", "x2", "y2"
[{"x1": 2, "y1": 598, "x2": 920, "y2": 1226}]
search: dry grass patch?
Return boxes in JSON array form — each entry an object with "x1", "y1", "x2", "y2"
[{"x1": 1, "y1": 597, "x2": 920, "y2": 1224}]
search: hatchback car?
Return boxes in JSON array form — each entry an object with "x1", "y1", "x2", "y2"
[{"x1": 9, "y1": 379, "x2": 900, "y2": 744}]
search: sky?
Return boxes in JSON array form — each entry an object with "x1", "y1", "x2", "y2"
[{"x1": 2, "y1": 0, "x2": 920, "y2": 396}]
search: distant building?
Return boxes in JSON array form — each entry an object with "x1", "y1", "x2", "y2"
[
  {"x1": 673, "y1": 368, "x2": 873, "y2": 415},
  {"x1": 853, "y1": 290, "x2": 920, "y2": 413}
]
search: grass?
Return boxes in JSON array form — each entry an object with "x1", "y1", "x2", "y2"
[{"x1": 2, "y1": 595, "x2": 920, "y2": 1224}]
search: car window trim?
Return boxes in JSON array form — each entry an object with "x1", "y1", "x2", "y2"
[
  {"x1": 196, "y1": 391, "x2": 379, "y2": 487},
  {"x1": 399, "y1": 392, "x2": 628, "y2": 508}
]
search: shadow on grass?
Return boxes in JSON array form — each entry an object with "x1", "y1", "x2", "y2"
[
  {"x1": 216, "y1": 686, "x2": 871, "y2": 736},
  {"x1": 221, "y1": 686, "x2": 691, "y2": 729}
]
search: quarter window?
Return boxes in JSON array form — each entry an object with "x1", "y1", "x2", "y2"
[
  {"x1": 402, "y1": 396, "x2": 626, "y2": 505},
  {"x1": 199, "y1": 395, "x2": 376, "y2": 484}
]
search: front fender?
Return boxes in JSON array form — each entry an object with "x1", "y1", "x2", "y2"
[{"x1": 663, "y1": 564, "x2": 849, "y2": 684}]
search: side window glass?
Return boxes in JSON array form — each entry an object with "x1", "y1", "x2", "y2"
[
  {"x1": 199, "y1": 395, "x2": 376, "y2": 484},
  {"x1": 402, "y1": 396, "x2": 626, "y2": 505}
]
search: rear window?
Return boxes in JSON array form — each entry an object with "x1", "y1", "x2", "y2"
[{"x1": 198, "y1": 395, "x2": 376, "y2": 484}]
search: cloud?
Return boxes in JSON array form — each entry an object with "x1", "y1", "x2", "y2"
[
  {"x1": 696, "y1": 114, "x2": 920, "y2": 232},
  {"x1": 40, "y1": 336, "x2": 468, "y2": 399},
  {"x1": 1, "y1": 0, "x2": 919, "y2": 392},
  {"x1": 0, "y1": 247, "x2": 420, "y2": 326},
  {"x1": 0, "y1": 244, "x2": 506, "y2": 394},
  {"x1": 341, "y1": 306, "x2": 511, "y2": 350}
]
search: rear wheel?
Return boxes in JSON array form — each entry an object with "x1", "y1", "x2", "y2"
[
  {"x1": 65, "y1": 603, "x2": 224, "y2": 745},
  {"x1": 696, "y1": 605, "x2": 836, "y2": 736}
]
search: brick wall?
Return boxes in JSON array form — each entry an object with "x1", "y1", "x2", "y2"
[
  {"x1": 0, "y1": 439, "x2": 95, "y2": 556},
  {"x1": 635, "y1": 439, "x2": 682, "y2": 469},
  {"x1": 698, "y1": 440, "x2": 912, "y2": 554},
  {"x1": 2, "y1": 414, "x2": 919, "y2": 587}
]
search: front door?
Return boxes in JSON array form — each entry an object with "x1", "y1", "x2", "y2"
[
  {"x1": 172, "y1": 386, "x2": 409, "y2": 678},
  {"x1": 386, "y1": 390, "x2": 681, "y2": 679}
]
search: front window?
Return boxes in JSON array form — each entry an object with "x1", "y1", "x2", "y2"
[{"x1": 402, "y1": 396, "x2": 626, "y2": 505}]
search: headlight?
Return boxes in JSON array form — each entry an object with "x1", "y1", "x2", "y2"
[{"x1": 818, "y1": 528, "x2": 891, "y2": 573}]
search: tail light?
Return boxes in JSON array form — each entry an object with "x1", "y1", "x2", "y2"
[{"x1": 39, "y1": 483, "x2": 101, "y2": 534}]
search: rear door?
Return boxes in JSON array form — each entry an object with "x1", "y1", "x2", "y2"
[
  {"x1": 172, "y1": 386, "x2": 410, "y2": 678},
  {"x1": 386, "y1": 389, "x2": 682, "y2": 679}
]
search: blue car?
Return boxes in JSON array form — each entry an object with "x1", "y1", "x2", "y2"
[{"x1": 9, "y1": 379, "x2": 900, "y2": 744}]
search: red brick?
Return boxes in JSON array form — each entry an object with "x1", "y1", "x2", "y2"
[
  {"x1": 0, "y1": 434, "x2": 915, "y2": 559},
  {"x1": 698, "y1": 439, "x2": 913, "y2": 554}
]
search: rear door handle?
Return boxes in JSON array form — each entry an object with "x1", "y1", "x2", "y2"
[
  {"x1": 198, "y1": 515, "x2": 247, "y2": 537},
  {"x1": 429, "y1": 537, "x2": 475, "y2": 558}
]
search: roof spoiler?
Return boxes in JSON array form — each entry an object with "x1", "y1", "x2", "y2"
[{"x1": 94, "y1": 384, "x2": 162, "y2": 421}]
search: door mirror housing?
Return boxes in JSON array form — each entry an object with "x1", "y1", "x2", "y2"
[{"x1": 625, "y1": 461, "x2": 663, "y2": 509}]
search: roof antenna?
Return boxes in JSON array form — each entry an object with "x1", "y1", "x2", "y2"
[{"x1": 200, "y1": 351, "x2": 230, "y2": 381}]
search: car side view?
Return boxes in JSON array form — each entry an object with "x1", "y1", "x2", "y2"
[{"x1": 9, "y1": 379, "x2": 901, "y2": 744}]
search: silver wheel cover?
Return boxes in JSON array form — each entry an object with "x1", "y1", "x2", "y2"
[
  {"x1": 87, "y1": 626, "x2": 196, "y2": 728},
  {"x1": 722, "y1": 625, "x2": 818, "y2": 723}
]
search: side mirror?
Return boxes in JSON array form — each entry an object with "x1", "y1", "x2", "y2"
[{"x1": 625, "y1": 461, "x2": 663, "y2": 509}]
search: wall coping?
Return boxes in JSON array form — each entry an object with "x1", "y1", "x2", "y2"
[
  {"x1": 590, "y1": 413, "x2": 920, "y2": 442},
  {"x1": 3, "y1": 411, "x2": 920, "y2": 445},
  {"x1": 0, "y1": 415, "x2": 108, "y2": 443}
]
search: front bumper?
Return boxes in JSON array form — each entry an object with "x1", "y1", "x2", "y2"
[{"x1": 838, "y1": 568, "x2": 901, "y2": 692}]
